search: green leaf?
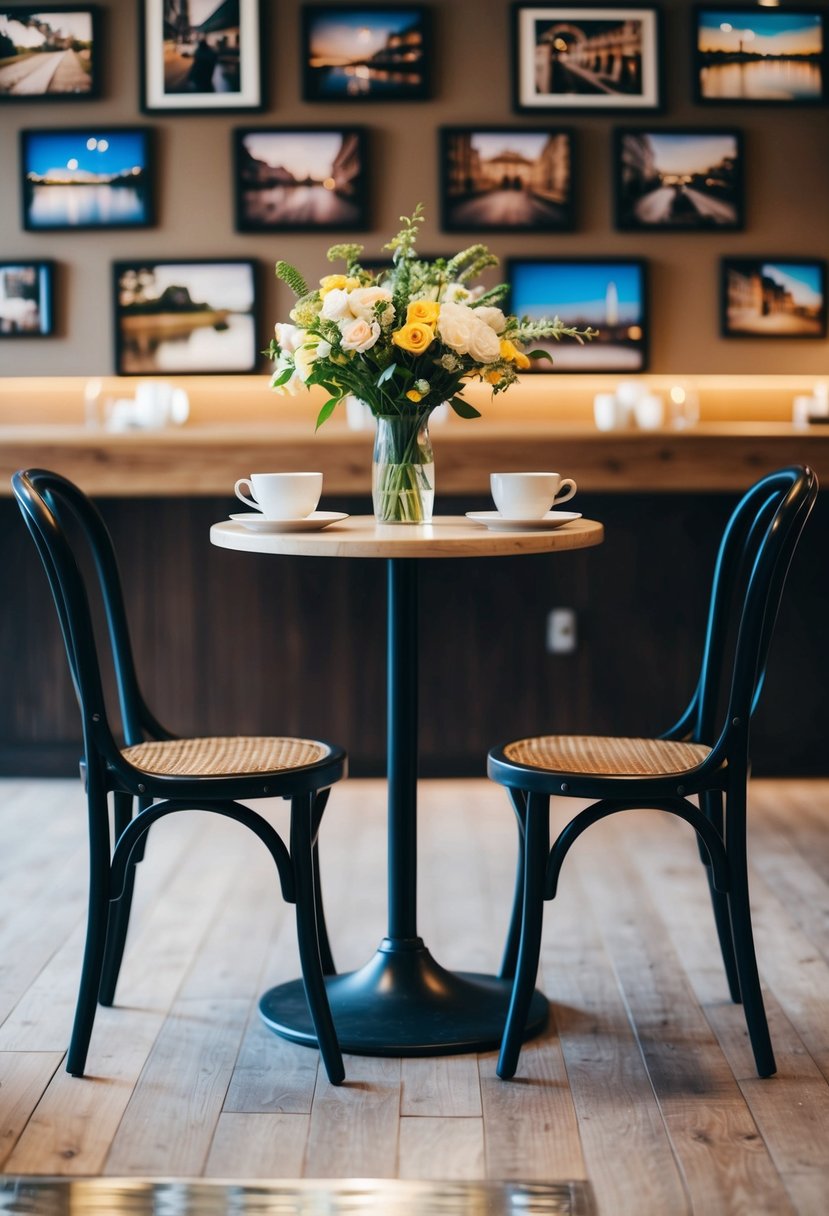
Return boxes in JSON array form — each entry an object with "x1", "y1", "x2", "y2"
[
  {"x1": 449, "y1": 395, "x2": 482, "y2": 419},
  {"x1": 527, "y1": 348, "x2": 553, "y2": 362},
  {"x1": 314, "y1": 397, "x2": 340, "y2": 431},
  {"x1": 377, "y1": 363, "x2": 398, "y2": 386},
  {"x1": 271, "y1": 366, "x2": 295, "y2": 387}
]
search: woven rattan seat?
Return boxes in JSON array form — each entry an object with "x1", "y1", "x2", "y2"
[
  {"x1": 121, "y1": 735, "x2": 329, "y2": 777},
  {"x1": 503, "y1": 735, "x2": 712, "y2": 777},
  {"x1": 486, "y1": 466, "x2": 818, "y2": 1084}
]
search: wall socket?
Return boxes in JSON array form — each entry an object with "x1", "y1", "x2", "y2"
[{"x1": 546, "y1": 608, "x2": 577, "y2": 654}]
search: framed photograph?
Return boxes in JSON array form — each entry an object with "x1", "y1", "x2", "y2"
[
  {"x1": 113, "y1": 259, "x2": 259, "y2": 375},
  {"x1": 508, "y1": 257, "x2": 648, "y2": 372},
  {"x1": 140, "y1": 0, "x2": 263, "y2": 113},
  {"x1": 234, "y1": 127, "x2": 368, "y2": 232},
  {"x1": 21, "y1": 127, "x2": 154, "y2": 231},
  {"x1": 301, "y1": 4, "x2": 430, "y2": 101},
  {"x1": 0, "y1": 6, "x2": 100, "y2": 100},
  {"x1": 721, "y1": 258, "x2": 826, "y2": 338},
  {"x1": 512, "y1": 4, "x2": 662, "y2": 112},
  {"x1": 694, "y1": 5, "x2": 826, "y2": 104},
  {"x1": 614, "y1": 127, "x2": 743, "y2": 231},
  {"x1": 0, "y1": 261, "x2": 54, "y2": 336},
  {"x1": 440, "y1": 127, "x2": 574, "y2": 233}
]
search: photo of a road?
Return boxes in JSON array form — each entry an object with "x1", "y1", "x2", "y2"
[
  {"x1": 0, "y1": 10, "x2": 94, "y2": 96},
  {"x1": 618, "y1": 131, "x2": 741, "y2": 230}
]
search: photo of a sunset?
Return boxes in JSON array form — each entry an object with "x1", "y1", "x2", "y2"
[{"x1": 695, "y1": 7, "x2": 825, "y2": 102}]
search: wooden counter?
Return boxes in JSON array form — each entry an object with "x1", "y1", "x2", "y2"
[{"x1": 1, "y1": 420, "x2": 827, "y2": 496}]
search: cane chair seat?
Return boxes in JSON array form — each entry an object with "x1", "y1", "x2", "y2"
[
  {"x1": 502, "y1": 735, "x2": 712, "y2": 777},
  {"x1": 121, "y1": 735, "x2": 330, "y2": 777}
]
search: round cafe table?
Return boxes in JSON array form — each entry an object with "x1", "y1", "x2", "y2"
[{"x1": 210, "y1": 514, "x2": 604, "y2": 1056}]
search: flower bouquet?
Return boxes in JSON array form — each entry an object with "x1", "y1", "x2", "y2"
[{"x1": 268, "y1": 205, "x2": 595, "y2": 523}]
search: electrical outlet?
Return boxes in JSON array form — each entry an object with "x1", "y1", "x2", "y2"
[{"x1": 546, "y1": 608, "x2": 577, "y2": 654}]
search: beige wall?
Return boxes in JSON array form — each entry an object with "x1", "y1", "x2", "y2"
[{"x1": 1, "y1": 0, "x2": 828, "y2": 378}]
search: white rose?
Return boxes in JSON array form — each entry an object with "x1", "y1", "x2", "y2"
[
  {"x1": 436, "y1": 301, "x2": 475, "y2": 353},
  {"x1": 293, "y1": 341, "x2": 319, "y2": 381},
  {"x1": 442, "y1": 282, "x2": 472, "y2": 304},
  {"x1": 466, "y1": 318, "x2": 501, "y2": 363},
  {"x1": 340, "y1": 316, "x2": 381, "y2": 353},
  {"x1": 320, "y1": 288, "x2": 352, "y2": 322},
  {"x1": 473, "y1": 306, "x2": 506, "y2": 334},
  {"x1": 274, "y1": 322, "x2": 303, "y2": 352},
  {"x1": 348, "y1": 286, "x2": 394, "y2": 325}
]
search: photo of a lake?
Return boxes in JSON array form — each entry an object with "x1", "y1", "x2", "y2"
[
  {"x1": 236, "y1": 129, "x2": 366, "y2": 230},
  {"x1": 303, "y1": 6, "x2": 428, "y2": 100},
  {"x1": 22, "y1": 128, "x2": 152, "y2": 229},
  {"x1": 696, "y1": 9, "x2": 824, "y2": 101},
  {"x1": 509, "y1": 259, "x2": 647, "y2": 371},
  {"x1": 115, "y1": 261, "x2": 257, "y2": 374}
]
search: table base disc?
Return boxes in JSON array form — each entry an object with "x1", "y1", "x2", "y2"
[{"x1": 258, "y1": 938, "x2": 548, "y2": 1056}]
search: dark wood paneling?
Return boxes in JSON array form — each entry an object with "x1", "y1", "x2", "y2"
[{"x1": 1, "y1": 493, "x2": 826, "y2": 777}]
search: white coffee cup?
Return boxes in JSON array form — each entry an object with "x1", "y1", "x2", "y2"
[
  {"x1": 234, "y1": 472, "x2": 323, "y2": 519},
  {"x1": 490, "y1": 472, "x2": 577, "y2": 520}
]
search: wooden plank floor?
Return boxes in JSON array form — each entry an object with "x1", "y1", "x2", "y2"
[{"x1": 0, "y1": 777, "x2": 827, "y2": 1214}]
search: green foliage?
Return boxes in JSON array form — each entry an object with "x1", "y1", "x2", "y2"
[{"x1": 275, "y1": 260, "x2": 308, "y2": 298}]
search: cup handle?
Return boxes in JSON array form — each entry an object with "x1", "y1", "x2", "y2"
[
  {"x1": 553, "y1": 478, "x2": 577, "y2": 506},
  {"x1": 234, "y1": 478, "x2": 262, "y2": 511}
]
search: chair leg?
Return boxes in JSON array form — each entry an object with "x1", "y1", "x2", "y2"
[
  {"x1": 311, "y1": 789, "x2": 335, "y2": 976},
  {"x1": 99, "y1": 791, "x2": 137, "y2": 1006},
  {"x1": 497, "y1": 791, "x2": 550, "y2": 1081},
  {"x1": 66, "y1": 779, "x2": 111, "y2": 1077},
  {"x1": 726, "y1": 784, "x2": 776, "y2": 1078},
  {"x1": 700, "y1": 789, "x2": 741, "y2": 1004},
  {"x1": 291, "y1": 794, "x2": 345, "y2": 1086},
  {"x1": 499, "y1": 788, "x2": 527, "y2": 981}
]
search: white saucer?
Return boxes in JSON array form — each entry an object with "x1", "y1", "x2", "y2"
[
  {"x1": 465, "y1": 510, "x2": 582, "y2": 532},
  {"x1": 229, "y1": 511, "x2": 348, "y2": 533}
]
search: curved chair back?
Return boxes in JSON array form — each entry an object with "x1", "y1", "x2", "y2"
[
  {"x1": 11, "y1": 468, "x2": 163, "y2": 763},
  {"x1": 671, "y1": 466, "x2": 817, "y2": 764}
]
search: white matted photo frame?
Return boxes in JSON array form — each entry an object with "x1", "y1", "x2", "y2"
[
  {"x1": 139, "y1": 0, "x2": 263, "y2": 114},
  {"x1": 720, "y1": 257, "x2": 826, "y2": 339},
  {"x1": 0, "y1": 260, "x2": 54, "y2": 336},
  {"x1": 508, "y1": 256, "x2": 648, "y2": 372},
  {"x1": 112, "y1": 258, "x2": 260, "y2": 375},
  {"x1": 0, "y1": 6, "x2": 101, "y2": 100},
  {"x1": 512, "y1": 3, "x2": 662, "y2": 113}
]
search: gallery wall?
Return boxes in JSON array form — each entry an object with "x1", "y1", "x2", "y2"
[{"x1": 1, "y1": 0, "x2": 828, "y2": 378}]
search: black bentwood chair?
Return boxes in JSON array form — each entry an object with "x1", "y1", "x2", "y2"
[
  {"x1": 12, "y1": 469, "x2": 347, "y2": 1085},
  {"x1": 488, "y1": 466, "x2": 818, "y2": 1081}
]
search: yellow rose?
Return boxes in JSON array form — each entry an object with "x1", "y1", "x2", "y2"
[
  {"x1": 500, "y1": 338, "x2": 531, "y2": 369},
  {"x1": 392, "y1": 322, "x2": 435, "y2": 355},
  {"x1": 319, "y1": 274, "x2": 359, "y2": 297},
  {"x1": 406, "y1": 389, "x2": 424, "y2": 402},
  {"x1": 407, "y1": 300, "x2": 440, "y2": 325}
]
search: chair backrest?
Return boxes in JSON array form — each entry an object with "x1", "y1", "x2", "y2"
[
  {"x1": 672, "y1": 466, "x2": 818, "y2": 762},
  {"x1": 11, "y1": 469, "x2": 158, "y2": 761}
]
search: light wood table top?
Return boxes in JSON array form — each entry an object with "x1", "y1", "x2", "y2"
[{"x1": 210, "y1": 514, "x2": 604, "y2": 558}]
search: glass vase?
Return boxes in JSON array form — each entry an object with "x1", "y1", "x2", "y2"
[{"x1": 372, "y1": 412, "x2": 434, "y2": 524}]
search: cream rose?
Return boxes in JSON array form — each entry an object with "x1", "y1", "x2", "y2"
[
  {"x1": 465, "y1": 319, "x2": 501, "y2": 363},
  {"x1": 473, "y1": 306, "x2": 507, "y2": 334},
  {"x1": 436, "y1": 301, "x2": 475, "y2": 353},
  {"x1": 348, "y1": 286, "x2": 394, "y2": 325},
  {"x1": 340, "y1": 316, "x2": 381, "y2": 353},
  {"x1": 320, "y1": 288, "x2": 352, "y2": 322},
  {"x1": 274, "y1": 322, "x2": 303, "y2": 352}
]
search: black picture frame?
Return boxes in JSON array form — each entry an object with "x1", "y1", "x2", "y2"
[
  {"x1": 0, "y1": 5, "x2": 101, "y2": 100},
  {"x1": 301, "y1": 4, "x2": 431, "y2": 102},
  {"x1": 614, "y1": 126, "x2": 744, "y2": 232},
  {"x1": 507, "y1": 256, "x2": 648, "y2": 372},
  {"x1": 234, "y1": 126, "x2": 369, "y2": 232},
  {"x1": 139, "y1": 0, "x2": 264, "y2": 114},
  {"x1": 511, "y1": 3, "x2": 663, "y2": 113},
  {"x1": 20, "y1": 126, "x2": 154, "y2": 232},
  {"x1": 720, "y1": 257, "x2": 826, "y2": 338},
  {"x1": 0, "y1": 260, "x2": 55, "y2": 336},
  {"x1": 693, "y1": 5, "x2": 827, "y2": 105},
  {"x1": 112, "y1": 258, "x2": 260, "y2": 375},
  {"x1": 440, "y1": 126, "x2": 575, "y2": 233}
]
